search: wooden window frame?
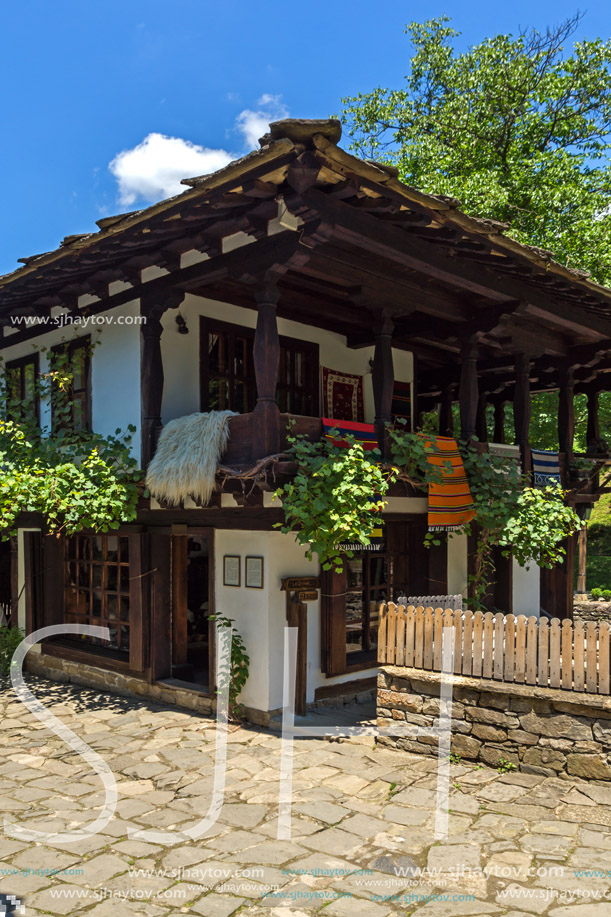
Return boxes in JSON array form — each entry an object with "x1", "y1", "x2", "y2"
[
  {"x1": 50, "y1": 336, "x2": 92, "y2": 432},
  {"x1": 199, "y1": 316, "x2": 319, "y2": 416},
  {"x1": 275, "y1": 336, "x2": 320, "y2": 416},
  {"x1": 41, "y1": 530, "x2": 146, "y2": 674},
  {"x1": 64, "y1": 534, "x2": 133, "y2": 658},
  {"x1": 4, "y1": 353, "x2": 40, "y2": 425},
  {"x1": 321, "y1": 518, "x2": 430, "y2": 676}
]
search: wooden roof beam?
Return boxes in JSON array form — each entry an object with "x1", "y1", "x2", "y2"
[{"x1": 294, "y1": 188, "x2": 611, "y2": 333}]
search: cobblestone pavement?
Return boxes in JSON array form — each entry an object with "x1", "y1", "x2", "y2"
[{"x1": 1, "y1": 676, "x2": 611, "y2": 916}]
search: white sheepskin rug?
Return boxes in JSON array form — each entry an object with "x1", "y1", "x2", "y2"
[{"x1": 146, "y1": 410, "x2": 236, "y2": 506}]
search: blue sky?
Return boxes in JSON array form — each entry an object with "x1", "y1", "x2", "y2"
[{"x1": 0, "y1": 0, "x2": 608, "y2": 276}]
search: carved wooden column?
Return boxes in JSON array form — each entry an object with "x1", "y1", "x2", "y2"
[
  {"x1": 372, "y1": 314, "x2": 394, "y2": 426},
  {"x1": 141, "y1": 309, "x2": 166, "y2": 470},
  {"x1": 514, "y1": 352, "x2": 532, "y2": 473},
  {"x1": 372, "y1": 313, "x2": 394, "y2": 455},
  {"x1": 493, "y1": 399, "x2": 506, "y2": 444},
  {"x1": 140, "y1": 291, "x2": 184, "y2": 468},
  {"x1": 252, "y1": 273, "x2": 281, "y2": 459},
  {"x1": 586, "y1": 385, "x2": 602, "y2": 454},
  {"x1": 577, "y1": 514, "x2": 588, "y2": 595},
  {"x1": 476, "y1": 390, "x2": 488, "y2": 443},
  {"x1": 459, "y1": 335, "x2": 479, "y2": 440},
  {"x1": 558, "y1": 365, "x2": 575, "y2": 464},
  {"x1": 439, "y1": 383, "x2": 455, "y2": 438}
]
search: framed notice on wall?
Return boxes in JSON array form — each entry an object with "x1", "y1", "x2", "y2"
[
  {"x1": 223, "y1": 555, "x2": 241, "y2": 587},
  {"x1": 245, "y1": 556, "x2": 264, "y2": 589}
]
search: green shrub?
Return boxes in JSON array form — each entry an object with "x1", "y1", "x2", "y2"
[
  {"x1": 602, "y1": 590, "x2": 611, "y2": 601},
  {"x1": 592, "y1": 587, "x2": 603, "y2": 599},
  {"x1": 0, "y1": 625, "x2": 25, "y2": 676}
]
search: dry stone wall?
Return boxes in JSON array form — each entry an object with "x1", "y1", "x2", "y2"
[
  {"x1": 378, "y1": 666, "x2": 611, "y2": 780},
  {"x1": 573, "y1": 599, "x2": 611, "y2": 623}
]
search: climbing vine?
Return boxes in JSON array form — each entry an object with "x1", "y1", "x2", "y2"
[
  {"x1": 275, "y1": 426, "x2": 397, "y2": 573},
  {"x1": 0, "y1": 338, "x2": 142, "y2": 537},
  {"x1": 208, "y1": 614, "x2": 250, "y2": 721}
]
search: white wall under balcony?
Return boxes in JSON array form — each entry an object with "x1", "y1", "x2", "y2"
[
  {"x1": 513, "y1": 560, "x2": 540, "y2": 617},
  {"x1": 448, "y1": 533, "x2": 469, "y2": 598},
  {"x1": 214, "y1": 525, "x2": 390, "y2": 715},
  {"x1": 160, "y1": 293, "x2": 414, "y2": 426}
]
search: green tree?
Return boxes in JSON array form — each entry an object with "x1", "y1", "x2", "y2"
[{"x1": 341, "y1": 14, "x2": 611, "y2": 284}]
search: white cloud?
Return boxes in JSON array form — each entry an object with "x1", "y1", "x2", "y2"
[
  {"x1": 234, "y1": 93, "x2": 289, "y2": 148},
  {"x1": 109, "y1": 134, "x2": 235, "y2": 206},
  {"x1": 108, "y1": 94, "x2": 289, "y2": 206}
]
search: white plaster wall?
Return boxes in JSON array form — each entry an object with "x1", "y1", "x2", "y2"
[
  {"x1": 447, "y1": 533, "x2": 469, "y2": 598},
  {"x1": 266, "y1": 531, "x2": 317, "y2": 709},
  {"x1": 513, "y1": 560, "x2": 541, "y2": 617},
  {"x1": 447, "y1": 536, "x2": 541, "y2": 615},
  {"x1": 0, "y1": 300, "x2": 142, "y2": 464},
  {"x1": 160, "y1": 293, "x2": 413, "y2": 426},
  {"x1": 213, "y1": 529, "x2": 272, "y2": 712},
  {"x1": 92, "y1": 301, "x2": 142, "y2": 465},
  {"x1": 385, "y1": 497, "x2": 427, "y2": 513},
  {"x1": 213, "y1": 526, "x2": 383, "y2": 712}
]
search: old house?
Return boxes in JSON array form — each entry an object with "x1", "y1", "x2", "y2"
[{"x1": 0, "y1": 118, "x2": 608, "y2": 722}]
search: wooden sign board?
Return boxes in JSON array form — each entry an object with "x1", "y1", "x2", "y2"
[
  {"x1": 297, "y1": 590, "x2": 318, "y2": 602},
  {"x1": 281, "y1": 576, "x2": 320, "y2": 591}
]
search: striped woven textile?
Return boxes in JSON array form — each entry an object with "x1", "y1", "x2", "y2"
[
  {"x1": 489, "y1": 442, "x2": 522, "y2": 474},
  {"x1": 489, "y1": 443, "x2": 521, "y2": 462},
  {"x1": 422, "y1": 435, "x2": 475, "y2": 531},
  {"x1": 532, "y1": 449, "x2": 561, "y2": 487},
  {"x1": 322, "y1": 418, "x2": 378, "y2": 451}
]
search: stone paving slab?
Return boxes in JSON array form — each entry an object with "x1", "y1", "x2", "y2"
[{"x1": 1, "y1": 674, "x2": 611, "y2": 915}]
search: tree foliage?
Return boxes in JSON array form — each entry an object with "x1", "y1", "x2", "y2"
[{"x1": 341, "y1": 14, "x2": 611, "y2": 284}]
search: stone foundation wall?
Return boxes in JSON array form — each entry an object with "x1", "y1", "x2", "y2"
[
  {"x1": 24, "y1": 654, "x2": 376, "y2": 728},
  {"x1": 573, "y1": 599, "x2": 611, "y2": 623},
  {"x1": 26, "y1": 652, "x2": 217, "y2": 716},
  {"x1": 378, "y1": 666, "x2": 611, "y2": 780}
]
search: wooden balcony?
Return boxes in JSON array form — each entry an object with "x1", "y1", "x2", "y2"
[
  {"x1": 219, "y1": 414, "x2": 610, "y2": 503},
  {"x1": 222, "y1": 413, "x2": 323, "y2": 467}
]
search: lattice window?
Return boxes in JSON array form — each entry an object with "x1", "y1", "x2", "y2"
[
  {"x1": 64, "y1": 534, "x2": 130, "y2": 653},
  {"x1": 5, "y1": 353, "x2": 39, "y2": 425},
  {"x1": 200, "y1": 317, "x2": 319, "y2": 416}
]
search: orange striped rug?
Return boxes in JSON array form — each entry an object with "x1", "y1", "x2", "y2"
[{"x1": 422, "y1": 434, "x2": 475, "y2": 531}]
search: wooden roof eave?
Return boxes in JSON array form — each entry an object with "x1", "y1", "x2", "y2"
[
  {"x1": 311, "y1": 139, "x2": 611, "y2": 316},
  {"x1": 3, "y1": 119, "x2": 611, "y2": 349},
  {"x1": 0, "y1": 139, "x2": 297, "y2": 290}
]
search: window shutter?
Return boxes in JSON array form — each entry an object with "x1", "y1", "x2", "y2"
[
  {"x1": 23, "y1": 531, "x2": 43, "y2": 635},
  {"x1": 321, "y1": 566, "x2": 347, "y2": 676},
  {"x1": 128, "y1": 533, "x2": 148, "y2": 673},
  {"x1": 148, "y1": 532, "x2": 172, "y2": 680},
  {"x1": 42, "y1": 534, "x2": 65, "y2": 628}
]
